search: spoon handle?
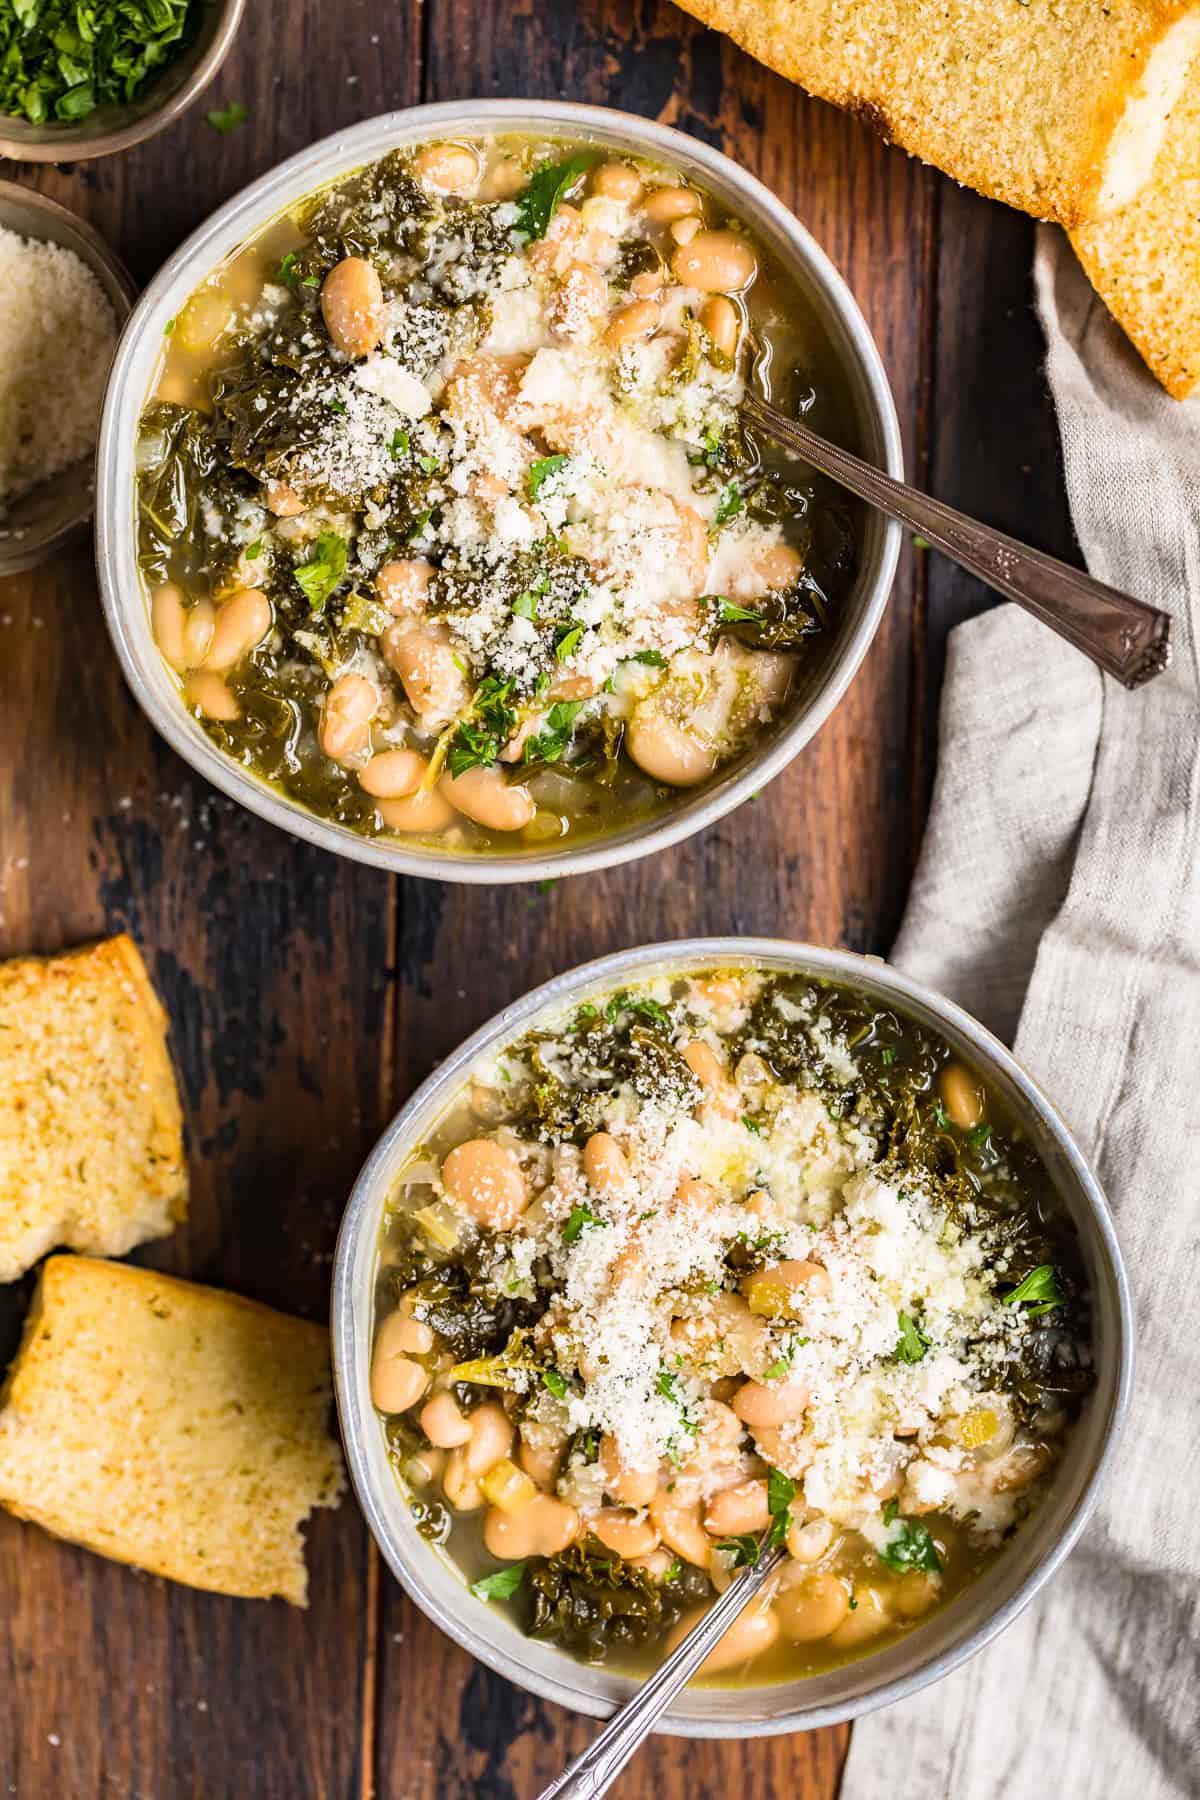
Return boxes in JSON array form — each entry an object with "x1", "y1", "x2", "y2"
[
  {"x1": 739, "y1": 390, "x2": 1171, "y2": 689},
  {"x1": 536, "y1": 1547, "x2": 786, "y2": 1800}
]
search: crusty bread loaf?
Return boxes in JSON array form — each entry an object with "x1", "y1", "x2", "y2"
[
  {"x1": 0, "y1": 934, "x2": 187, "y2": 1282},
  {"x1": 672, "y1": 0, "x2": 1200, "y2": 226},
  {"x1": 0, "y1": 1256, "x2": 345, "y2": 1604},
  {"x1": 1072, "y1": 74, "x2": 1200, "y2": 398}
]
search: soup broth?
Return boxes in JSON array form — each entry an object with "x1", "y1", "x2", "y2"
[
  {"x1": 135, "y1": 135, "x2": 863, "y2": 854},
  {"x1": 369, "y1": 966, "x2": 1092, "y2": 1685}
]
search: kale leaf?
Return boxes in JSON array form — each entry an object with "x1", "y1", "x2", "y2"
[{"x1": 526, "y1": 1542, "x2": 708, "y2": 1661}]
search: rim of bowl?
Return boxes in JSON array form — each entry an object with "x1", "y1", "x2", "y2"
[
  {"x1": 0, "y1": 182, "x2": 137, "y2": 575},
  {"x1": 331, "y1": 937, "x2": 1133, "y2": 1738},
  {"x1": 95, "y1": 99, "x2": 903, "y2": 885},
  {"x1": 0, "y1": 0, "x2": 246, "y2": 162}
]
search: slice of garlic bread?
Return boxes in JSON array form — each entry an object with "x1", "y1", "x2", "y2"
[
  {"x1": 0, "y1": 1256, "x2": 345, "y2": 1604},
  {"x1": 1073, "y1": 73, "x2": 1200, "y2": 398},
  {"x1": 0, "y1": 934, "x2": 187, "y2": 1282},
  {"x1": 672, "y1": 0, "x2": 1200, "y2": 226}
]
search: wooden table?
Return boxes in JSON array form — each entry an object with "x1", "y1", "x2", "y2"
[{"x1": 0, "y1": 1, "x2": 1079, "y2": 1793}]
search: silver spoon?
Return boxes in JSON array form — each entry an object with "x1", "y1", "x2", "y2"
[
  {"x1": 738, "y1": 386, "x2": 1171, "y2": 689},
  {"x1": 536, "y1": 1545, "x2": 786, "y2": 1800}
]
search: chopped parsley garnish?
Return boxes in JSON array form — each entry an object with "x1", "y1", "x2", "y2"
[
  {"x1": 563, "y1": 1203, "x2": 605, "y2": 1245},
  {"x1": 717, "y1": 1533, "x2": 762, "y2": 1569},
  {"x1": 878, "y1": 1514, "x2": 943, "y2": 1575},
  {"x1": 294, "y1": 531, "x2": 348, "y2": 612},
  {"x1": 742, "y1": 1114, "x2": 763, "y2": 1136},
  {"x1": 624, "y1": 648, "x2": 667, "y2": 668},
  {"x1": 714, "y1": 482, "x2": 743, "y2": 525},
  {"x1": 715, "y1": 597, "x2": 762, "y2": 626},
  {"x1": 663, "y1": 1559, "x2": 682, "y2": 1582},
  {"x1": 524, "y1": 701, "x2": 586, "y2": 765},
  {"x1": 528, "y1": 453, "x2": 570, "y2": 499},
  {"x1": 894, "y1": 1312, "x2": 931, "y2": 1364},
  {"x1": 512, "y1": 589, "x2": 538, "y2": 621},
  {"x1": 553, "y1": 621, "x2": 584, "y2": 662},
  {"x1": 276, "y1": 251, "x2": 301, "y2": 287},
  {"x1": 604, "y1": 990, "x2": 672, "y2": 1030},
  {"x1": 406, "y1": 507, "x2": 434, "y2": 541},
  {"x1": 761, "y1": 1338, "x2": 807, "y2": 1381},
  {"x1": 541, "y1": 1369, "x2": 568, "y2": 1400},
  {"x1": 245, "y1": 539, "x2": 262, "y2": 560},
  {"x1": 656, "y1": 1368, "x2": 700, "y2": 1438},
  {"x1": 735, "y1": 1225, "x2": 788, "y2": 1257},
  {"x1": 446, "y1": 676, "x2": 517, "y2": 777},
  {"x1": 767, "y1": 1467, "x2": 796, "y2": 1517},
  {"x1": 206, "y1": 100, "x2": 249, "y2": 134},
  {"x1": 762, "y1": 1464, "x2": 796, "y2": 1549},
  {"x1": 1003, "y1": 1264, "x2": 1063, "y2": 1318},
  {"x1": 327, "y1": 397, "x2": 347, "y2": 415},
  {"x1": 389, "y1": 428, "x2": 410, "y2": 459},
  {"x1": 514, "y1": 151, "x2": 600, "y2": 241},
  {"x1": 718, "y1": 1466, "x2": 795, "y2": 1566},
  {"x1": 418, "y1": 454, "x2": 441, "y2": 474},
  {"x1": 471, "y1": 1562, "x2": 526, "y2": 1601}
]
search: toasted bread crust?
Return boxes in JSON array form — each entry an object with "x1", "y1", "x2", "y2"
[
  {"x1": 0, "y1": 1257, "x2": 345, "y2": 1604},
  {"x1": 0, "y1": 934, "x2": 187, "y2": 1281},
  {"x1": 673, "y1": 0, "x2": 1200, "y2": 226},
  {"x1": 1073, "y1": 74, "x2": 1200, "y2": 398}
]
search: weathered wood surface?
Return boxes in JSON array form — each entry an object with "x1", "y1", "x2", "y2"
[{"x1": 0, "y1": 0, "x2": 1073, "y2": 1792}]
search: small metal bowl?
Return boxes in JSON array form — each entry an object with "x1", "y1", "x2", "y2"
[
  {"x1": 0, "y1": 0, "x2": 245, "y2": 163},
  {"x1": 95, "y1": 100, "x2": 903, "y2": 885},
  {"x1": 0, "y1": 182, "x2": 136, "y2": 575},
  {"x1": 331, "y1": 939, "x2": 1132, "y2": 1739}
]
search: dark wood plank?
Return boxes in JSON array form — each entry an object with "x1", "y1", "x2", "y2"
[
  {"x1": 0, "y1": 3, "x2": 422, "y2": 1794},
  {"x1": 374, "y1": 4, "x2": 936, "y2": 1794}
]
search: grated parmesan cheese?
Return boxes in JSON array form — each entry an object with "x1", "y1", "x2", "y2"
[{"x1": 0, "y1": 225, "x2": 117, "y2": 516}]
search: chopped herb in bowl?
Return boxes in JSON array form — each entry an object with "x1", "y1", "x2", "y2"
[{"x1": 0, "y1": 0, "x2": 199, "y2": 127}]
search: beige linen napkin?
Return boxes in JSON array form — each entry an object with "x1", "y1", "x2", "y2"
[{"x1": 841, "y1": 228, "x2": 1200, "y2": 1799}]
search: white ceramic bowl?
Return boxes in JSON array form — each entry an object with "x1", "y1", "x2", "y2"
[
  {"x1": 331, "y1": 938, "x2": 1132, "y2": 1737},
  {"x1": 95, "y1": 101, "x2": 903, "y2": 883}
]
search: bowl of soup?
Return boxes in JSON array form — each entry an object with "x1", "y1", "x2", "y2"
[
  {"x1": 331, "y1": 939, "x2": 1131, "y2": 1734},
  {"x1": 96, "y1": 102, "x2": 902, "y2": 882}
]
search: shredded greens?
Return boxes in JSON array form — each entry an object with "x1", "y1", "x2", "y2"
[{"x1": 526, "y1": 1542, "x2": 707, "y2": 1661}]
